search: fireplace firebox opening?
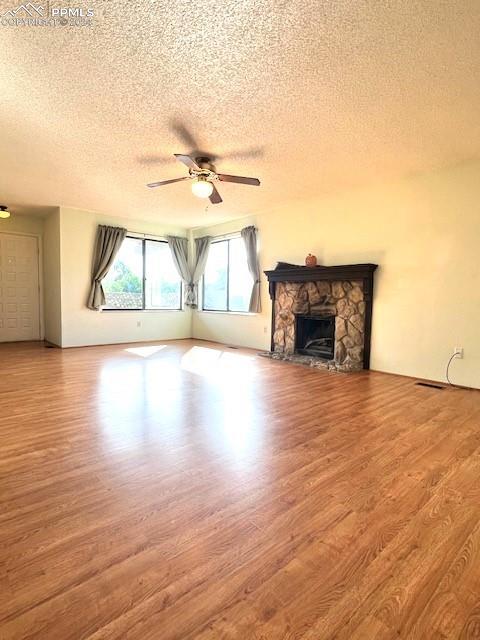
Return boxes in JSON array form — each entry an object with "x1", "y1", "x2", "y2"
[{"x1": 295, "y1": 314, "x2": 335, "y2": 360}]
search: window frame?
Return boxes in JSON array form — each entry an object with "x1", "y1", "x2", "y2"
[
  {"x1": 201, "y1": 234, "x2": 252, "y2": 314},
  {"x1": 103, "y1": 235, "x2": 183, "y2": 312}
]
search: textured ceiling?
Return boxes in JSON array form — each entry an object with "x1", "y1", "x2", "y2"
[{"x1": 1, "y1": 0, "x2": 480, "y2": 227}]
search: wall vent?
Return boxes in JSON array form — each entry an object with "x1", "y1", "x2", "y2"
[{"x1": 415, "y1": 382, "x2": 444, "y2": 390}]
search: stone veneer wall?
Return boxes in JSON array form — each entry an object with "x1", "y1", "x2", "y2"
[{"x1": 273, "y1": 280, "x2": 366, "y2": 370}]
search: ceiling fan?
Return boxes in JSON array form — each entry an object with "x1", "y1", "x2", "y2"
[{"x1": 146, "y1": 154, "x2": 260, "y2": 205}]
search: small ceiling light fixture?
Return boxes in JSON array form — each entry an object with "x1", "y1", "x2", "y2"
[
  {"x1": 191, "y1": 177, "x2": 214, "y2": 199},
  {"x1": 0, "y1": 205, "x2": 10, "y2": 219}
]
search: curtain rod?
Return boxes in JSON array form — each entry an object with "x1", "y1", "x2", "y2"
[
  {"x1": 126, "y1": 228, "x2": 254, "y2": 242},
  {"x1": 205, "y1": 226, "x2": 257, "y2": 242},
  {"x1": 210, "y1": 231, "x2": 241, "y2": 241},
  {"x1": 127, "y1": 231, "x2": 187, "y2": 240}
]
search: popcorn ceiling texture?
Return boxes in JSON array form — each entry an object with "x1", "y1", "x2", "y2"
[{"x1": 1, "y1": 0, "x2": 480, "y2": 226}]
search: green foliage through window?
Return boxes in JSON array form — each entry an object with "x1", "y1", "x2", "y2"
[
  {"x1": 103, "y1": 236, "x2": 182, "y2": 310},
  {"x1": 107, "y1": 260, "x2": 142, "y2": 293}
]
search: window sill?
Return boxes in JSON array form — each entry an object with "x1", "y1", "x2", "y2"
[
  {"x1": 198, "y1": 310, "x2": 258, "y2": 316},
  {"x1": 101, "y1": 308, "x2": 185, "y2": 313}
]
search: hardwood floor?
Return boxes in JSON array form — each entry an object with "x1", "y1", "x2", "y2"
[{"x1": 1, "y1": 339, "x2": 480, "y2": 639}]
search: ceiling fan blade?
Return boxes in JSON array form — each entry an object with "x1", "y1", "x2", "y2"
[
  {"x1": 209, "y1": 184, "x2": 223, "y2": 205},
  {"x1": 146, "y1": 177, "x2": 189, "y2": 188},
  {"x1": 174, "y1": 154, "x2": 201, "y2": 171},
  {"x1": 217, "y1": 174, "x2": 260, "y2": 186}
]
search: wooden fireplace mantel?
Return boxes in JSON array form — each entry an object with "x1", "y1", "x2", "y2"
[
  {"x1": 264, "y1": 263, "x2": 378, "y2": 369},
  {"x1": 264, "y1": 263, "x2": 378, "y2": 291}
]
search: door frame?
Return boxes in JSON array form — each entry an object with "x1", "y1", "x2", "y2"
[{"x1": 0, "y1": 231, "x2": 44, "y2": 341}]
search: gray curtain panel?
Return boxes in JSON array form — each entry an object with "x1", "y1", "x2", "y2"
[
  {"x1": 241, "y1": 225, "x2": 261, "y2": 313},
  {"x1": 191, "y1": 236, "x2": 212, "y2": 308},
  {"x1": 87, "y1": 225, "x2": 127, "y2": 310},
  {"x1": 167, "y1": 236, "x2": 194, "y2": 307},
  {"x1": 167, "y1": 235, "x2": 211, "y2": 307},
  {"x1": 166, "y1": 235, "x2": 191, "y2": 301}
]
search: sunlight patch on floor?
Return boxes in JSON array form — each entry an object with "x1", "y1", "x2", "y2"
[
  {"x1": 124, "y1": 345, "x2": 166, "y2": 358},
  {"x1": 180, "y1": 346, "x2": 255, "y2": 379}
]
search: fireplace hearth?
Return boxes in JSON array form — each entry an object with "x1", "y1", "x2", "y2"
[{"x1": 295, "y1": 314, "x2": 335, "y2": 359}]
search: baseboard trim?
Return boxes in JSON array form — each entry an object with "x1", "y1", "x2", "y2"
[{"x1": 369, "y1": 367, "x2": 479, "y2": 392}]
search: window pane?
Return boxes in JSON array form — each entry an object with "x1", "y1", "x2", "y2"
[
  {"x1": 228, "y1": 237, "x2": 253, "y2": 312},
  {"x1": 103, "y1": 237, "x2": 143, "y2": 309},
  {"x1": 203, "y1": 241, "x2": 228, "y2": 310},
  {"x1": 145, "y1": 240, "x2": 181, "y2": 309}
]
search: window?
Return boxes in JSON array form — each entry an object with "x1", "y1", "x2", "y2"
[
  {"x1": 103, "y1": 237, "x2": 182, "y2": 310},
  {"x1": 103, "y1": 237, "x2": 143, "y2": 310},
  {"x1": 202, "y1": 236, "x2": 253, "y2": 312},
  {"x1": 144, "y1": 240, "x2": 182, "y2": 309}
]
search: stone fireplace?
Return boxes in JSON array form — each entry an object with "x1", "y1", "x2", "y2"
[{"x1": 264, "y1": 263, "x2": 378, "y2": 372}]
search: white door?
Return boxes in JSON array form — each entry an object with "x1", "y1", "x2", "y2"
[{"x1": 0, "y1": 234, "x2": 40, "y2": 342}]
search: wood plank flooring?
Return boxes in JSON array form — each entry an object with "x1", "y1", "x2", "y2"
[{"x1": 1, "y1": 339, "x2": 480, "y2": 639}]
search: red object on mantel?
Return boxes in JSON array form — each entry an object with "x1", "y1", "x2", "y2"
[{"x1": 305, "y1": 253, "x2": 318, "y2": 267}]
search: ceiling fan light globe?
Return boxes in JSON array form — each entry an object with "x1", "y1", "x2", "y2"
[{"x1": 191, "y1": 178, "x2": 214, "y2": 199}]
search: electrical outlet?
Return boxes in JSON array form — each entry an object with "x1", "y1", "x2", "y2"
[
  {"x1": 454, "y1": 347, "x2": 464, "y2": 359},
  {"x1": 137, "y1": 321, "x2": 141, "y2": 328},
  {"x1": 263, "y1": 326, "x2": 268, "y2": 334}
]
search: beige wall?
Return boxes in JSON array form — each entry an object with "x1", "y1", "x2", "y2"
[
  {"x1": 58, "y1": 207, "x2": 192, "y2": 347},
  {"x1": 43, "y1": 208, "x2": 62, "y2": 345},
  {"x1": 0, "y1": 213, "x2": 44, "y2": 236},
  {"x1": 192, "y1": 161, "x2": 480, "y2": 389}
]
